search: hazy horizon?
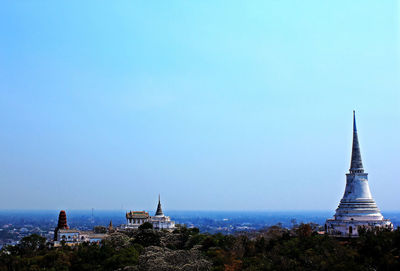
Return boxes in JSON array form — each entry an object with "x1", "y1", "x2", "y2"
[
  {"x1": 3, "y1": 209, "x2": 400, "y2": 216},
  {"x1": 1, "y1": 1, "x2": 399, "y2": 211}
]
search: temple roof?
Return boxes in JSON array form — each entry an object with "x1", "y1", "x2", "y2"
[
  {"x1": 155, "y1": 195, "x2": 164, "y2": 216},
  {"x1": 126, "y1": 211, "x2": 149, "y2": 219},
  {"x1": 58, "y1": 229, "x2": 80, "y2": 233},
  {"x1": 350, "y1": 111, "x2": 364, "y2": 173}
]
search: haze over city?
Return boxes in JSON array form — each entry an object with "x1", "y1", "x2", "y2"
[{"x1": 1, "y1": 0, "x2": 399, "y2": 211}]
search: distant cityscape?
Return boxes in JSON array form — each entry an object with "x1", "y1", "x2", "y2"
[{"x1": 1, "y1": 209, "x2": 400, "y2": 249}]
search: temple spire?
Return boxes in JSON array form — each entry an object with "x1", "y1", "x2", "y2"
[
  {"x1": 350, "y1": 111, "x2": 364, "y2": 173},
  {"x1": 155, "y1": 194, "x2": 164, "y2": 216},
  {"x1": 54, "y1": 210, "x2": 69, "y2": 241}
]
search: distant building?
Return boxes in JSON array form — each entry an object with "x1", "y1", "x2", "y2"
[
  {"x1": 54, "y1": 229, "x2": 106, "y2": 246},
  {"x1": 325, "y1": 112, "x2": 393, "y2": 237},
  {"x1": 53, "y1": 210, "x2": 108, "y2": 246},
  {"x1": 53, "y1": 210, "x2": 69, "y2": 241},
  {"x1": 108, "y1": 220, "x2": 114, "y2": 233},
  {"x1": 123, "y1": 195, "x2": 175, "y2": 230},
  {"x1": 125, "y1": 211, "x2": 150, "y2": 228}
]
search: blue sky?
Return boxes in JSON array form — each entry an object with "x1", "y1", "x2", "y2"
[{"x1": 0, "y1": 0, "x2": 399, "y2": 211}]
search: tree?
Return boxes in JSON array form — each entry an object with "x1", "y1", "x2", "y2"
[
  {"x1": 19, "y1": 234, "x2": 46, "y2": 254},
  {"x1": 296, "y1": 223, "x2": 312, "y2": 238},
  {"x1": 139, "y1": 222, "x2": 153, "y2": 230},
  {"x1": 94, "y1": 226, "x2": 107, "y2": 233}
]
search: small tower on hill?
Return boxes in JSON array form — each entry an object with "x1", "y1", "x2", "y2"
[
  {"x1": 155, "y1": 194, "x2": 164, "y2": 217},
  {"x1": 54, "y1": 210, "x2": 69, "y2": 240},
  {"x1": 108, "y1": 220, "x2": 114, "y2": 232}
]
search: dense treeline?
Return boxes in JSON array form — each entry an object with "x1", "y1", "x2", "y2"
[{"x1": 1, "y1": 224, "x2": 400, "y2": 270}]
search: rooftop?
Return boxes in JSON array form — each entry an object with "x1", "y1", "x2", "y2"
[{"x1": 126, "y1": 211, "x2": 149, "y2": 219}]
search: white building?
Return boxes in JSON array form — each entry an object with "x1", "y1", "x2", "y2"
[
  {"x1": 123, "y1": 196, "x2": 175, "y2": 230},
  {"x1": 54, "y1": 229, "x2": 107, "y2": 246},
  {"x1": 325, "y1": 112, "x2": 393, "y2": 237}
]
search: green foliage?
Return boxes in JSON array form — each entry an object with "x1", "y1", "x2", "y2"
[
  {"x1": 19, "y1": 234, "x2": 47, "y2": 252},
  {"x1": 2, "y1": 226, "x2": 400, "y2": 270},
  {"x1": 94, "y1": 226, "x2": 107, "y2": 234},
  {"x1": 132, "y1": 229, "x2": 161, "y2": 247},
  {"x1": 203, "y1": 226, "x2": 400, "y2": 271},
  {"x1": 138, "y1": 222, "x2": 153, "y2": 230}
]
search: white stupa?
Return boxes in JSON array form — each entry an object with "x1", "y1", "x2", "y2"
[{"x1": 325, "y1": 112, "x2": 392, "y2": 236}]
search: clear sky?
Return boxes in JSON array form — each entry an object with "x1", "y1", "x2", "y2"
[{"x1": 0, "y1": 1, "x2": 399, "y2": 211}]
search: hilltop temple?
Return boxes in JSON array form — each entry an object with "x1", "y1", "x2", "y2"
[
  {"x1": 325, "y1": 112, "x2": 393, "y2": 236},
  {"x1": 53, "y1": 210, "x2": 108, "y2": 246},
  {"x1": 124, "y1": 195, "x2": 175, "y2": 230}
]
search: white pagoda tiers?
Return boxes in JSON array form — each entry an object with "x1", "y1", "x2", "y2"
[{"x1": 325, "y1": 112, "x2": 392, "y2": 237}]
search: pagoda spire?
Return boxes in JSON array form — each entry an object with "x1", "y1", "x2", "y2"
[
  {"x1": 325, "y1": 112, "x2": 393, "y2": 236},
  {"x1": 57, "y1": 210, "x2": 69, "y2": 229},
  {"x1": 54, "y1": 210, "x2": 69, "y2": 240},
  {"x1": 350, "y1": 111, "x2": 364, "y2": 173},
  {"x1": 155, "y1": 194, "x2": 164, "y2": 216}
]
